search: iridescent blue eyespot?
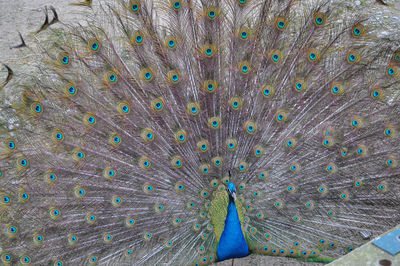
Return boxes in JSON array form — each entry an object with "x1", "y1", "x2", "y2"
[
  {"x1": 88, "y1": 116, "x2": 95, "y2": 124},
  {"x1": 132, "y1": 4, "x2": 139, "y2": 11},
  {"x1": 62, "y1": 56, "x2": 69, "y2": 64},
  {"x1": 8, "y1": 141, "x2": 15, "y2": 149},
  {"x1": 34, "y1": 104, "x2": 42, "y2": 113}
]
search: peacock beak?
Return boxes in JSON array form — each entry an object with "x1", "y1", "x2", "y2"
[{"x1": 227, "y1": 187, "x2": 236, "y2": 200}]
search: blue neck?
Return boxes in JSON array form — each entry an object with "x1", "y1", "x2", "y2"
[{"x1": 217, "y1": 196, "x2": 250, "y2": 261}]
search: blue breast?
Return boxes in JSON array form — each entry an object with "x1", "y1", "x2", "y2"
[{"x1": 217, "y1": 199, "x2": 250, "y2": 261}]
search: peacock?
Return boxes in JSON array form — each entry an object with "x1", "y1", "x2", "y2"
[{"x1": 0, "y1": 0, "x2": 400, "y2": 265}]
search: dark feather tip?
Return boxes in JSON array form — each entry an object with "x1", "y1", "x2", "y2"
[{"x1": 10, "y1": 32, "x2": 27, "y2": 49}]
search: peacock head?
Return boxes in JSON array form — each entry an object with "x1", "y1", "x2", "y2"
[{"x1": 227, "y1": 182, "x2": 236, "y2": 200}]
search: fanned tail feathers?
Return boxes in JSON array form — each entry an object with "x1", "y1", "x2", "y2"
[{"x1": 0, "y1": 0, "x2": 400, "y2": 265}]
